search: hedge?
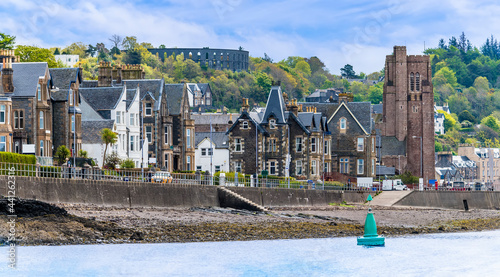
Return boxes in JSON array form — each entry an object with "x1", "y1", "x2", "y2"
[{"x1": 0, "y1": 152, "x2": 36, "y2": 164}]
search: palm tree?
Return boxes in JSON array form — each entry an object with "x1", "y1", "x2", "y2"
[{"x1": 101, "y1": 128, "x2": 118, "y2": 167}]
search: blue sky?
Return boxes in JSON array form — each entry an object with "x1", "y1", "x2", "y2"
[{"x1": 2, "y1": 0, "x2": 500, "y2": 74}]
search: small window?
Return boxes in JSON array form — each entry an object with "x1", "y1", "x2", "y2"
[
  {"x1": 37, "y1": 84, "x2": 42, "y2": 101},
  {"x1": 410, "y1": 72, "x2": 415, "y2": 91},
  {"x1": 145, "y1": 103, "x2": 152, "y2": 116},
  {"x1": 296, "y1": 160, "x2": 303, "y2": 175},
  {"x1": 324, "y1": 139, "x2": 329, "y2": 154},
  {"x1": 164, "y1": 126, "x2": 169, "y2": 145},
  {"x1": 311, "y1": 160, "x2": 317, "y2": 175},
  {"x1": 0, "y1": 136, "x2": 6, "y2": 152},
  {"x1": 186, "y1": 129, "x2": 191, "y2": 148},
  {"x1": 235, "y1": 161, "x2": 242, "y2": 173},
  {"x1": 235, "y1": 138, "x2": 242, "y2": 152},
  {"x1": 340, "y1": 158, "x2": 349, "y2": 174},
  {"x1": 296, "y1": 137, "x2": 303, "y2": 152},
  {"x1": 202, "y1": 148, "x2": 206, "y2": 156},
  {"x1": 187, "y1": 156, "x2": 191, "y2": 171},
  {"x1": 69, "y1": 90, "x2": 73, "y2": 106},
  {"x1": 269, "y1": 119, "x2": 276, "y2": 129},
  {"x1": 372, "y1": 159, "x2": 376, "y2": 175},
  {"x1": 40, "y1": 140, "x2": 44, "y2": 156},
  {"x1": 311, "y1": 138, "x2": 317, "y2": 153},
  {"x1": 357, "y1": 159, "x2": 364, "y2": 175},
  {"x1": 19, "y1": 110, "x2": 24, "y2": 129},
  {"x1": 71, "y1": 115, "x2": 75, "y2": 132},
  {"x1": 357, "y1": 137, "x2": 364, "y2": 151},
  {"x1": 116, "y1": 111, "x2": 121, "y2": 124},
  {"x1": 130, "y1": 113, "x2": 135, "y2": 126},
  {"x1": 196, "y1": 165, "x2": 202, "y2": 171},
  {"x1": 14, "y1": 111, "x2": 18, "y2": 128},
  {"x1": 269, "y1": 161, "x2": 276, "y2": 175},
  {"x1": 208, "y1": 148, "x2": 213, "y2": 156},
  {"x1": 340, "y1": 118, "x2": 346, "y2": 130},
  {"x1": 242, "y1": 121, "x2": 248, "y2": 129},
  {"x1": 39, "y1": 111, "x2": 44, "y2": 129},
  {"x1": 146, "y1": 126, "x2": 152, "y2": 143},
  {"x1": 268, "y1": 139, "x2": 277, "y2": 152},
  {"x1": 416, "y1": 73, "x2": 420, "y2": 91},
  {"x1": 215, "y1": 165, "x2": 221, "y2": 173},
  {"x1": 130, "y1": 136, "x2": 135, "y2": 151},
  {"x1": 0, "y1": 105, "x2": 5, "y2": 124}
]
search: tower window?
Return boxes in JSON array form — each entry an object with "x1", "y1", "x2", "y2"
[
  {"x1": 416, "y1": 73, "x2": 420, "y2": 91},
  {"x1": 410, "y1": 72, "x2": 414, "y2": 91}
]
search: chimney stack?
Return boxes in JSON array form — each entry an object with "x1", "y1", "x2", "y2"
[
  {"x1": 241, "y1": 98, "x2": 249, "y2": 112},
  {"x1": 1, "y1": 50, "x2": 15, "y2": 93},
  {"x1": 98, "y1": 61, "x2": 113, "y2": 87}
]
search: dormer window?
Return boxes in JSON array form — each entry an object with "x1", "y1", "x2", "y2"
[
  {"x1": 242, "y1": 121, "x2": 248, "y2": 129},
  {"x1": 69, "y1": 90, "x2": 73, "y2": 106},
  {"x1": 269, "y1": 119, "x2": 276, "y2": 129},
  {"x1": 340, "y1": 118, "x2": 346, "y2": 130},
  {"x1": 145, "y1": 102, "x2": 152, "y2": 116}
]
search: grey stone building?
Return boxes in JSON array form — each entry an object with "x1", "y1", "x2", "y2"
[
  {"x1": 227, "y1": 84, "x2": 331, "y2": 179},
  {"x1": 148, "y1": 47, "x2": 249, "y2": 72},
  {"x1": 49, "y1": 68, "x2": 83, "y2": 158}
]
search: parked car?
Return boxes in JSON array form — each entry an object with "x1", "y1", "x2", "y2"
[{"x1": 151, "y1": 171, "x2": 173, "y2": 183}]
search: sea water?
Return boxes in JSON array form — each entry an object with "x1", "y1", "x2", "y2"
[{"x1": 1, "y1": 230, "x2": 500, "y2": 276}]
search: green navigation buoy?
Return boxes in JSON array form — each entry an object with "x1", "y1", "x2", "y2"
[{"x1": 357, "y1": 195, "x2": 385, "y2": 246}]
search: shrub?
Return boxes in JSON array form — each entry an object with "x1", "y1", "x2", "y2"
[
  {"x1": 0, "y1": 152, "x2": 36, "y2": 164},
  {"x1": 104, "y1": 152, "x2": 121, "y2": 170},
  {"x1": 55, "y1": 145, "x2": 70, "y2": 165},
  {"x1": 120, "y1": 158, "x2": 135, "y2": 169}
]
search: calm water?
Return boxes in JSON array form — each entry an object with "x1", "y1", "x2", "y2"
[{"x1": 1, "y1": 230, "x2": 500, "y2": 276}]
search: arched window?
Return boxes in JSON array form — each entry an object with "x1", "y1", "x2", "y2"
[
  {"x1": 416, "y1": 73, "x2": 420, "y2": 91},
  {"x1": 410, "y1": 72, "x2": 415, "y2": 91},
  {"x1": 205, "y1": 53, "x2": 208, "y2": 59},
  {"x1": 189, "y1": 52, "x2": 192, "y2": 59}
]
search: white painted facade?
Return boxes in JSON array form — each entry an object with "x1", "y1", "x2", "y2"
[
  {"x1": 55, "y1": 55, "x2": 80, "y2": 67},
  {"x1": 195, "y1": 137, "x2": 229, "y2": 173},
  {"x1": 110, "y1": 86, "x2": 148, "y2": 168}
]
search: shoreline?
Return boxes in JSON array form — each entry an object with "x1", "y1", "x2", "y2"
[{"x1": 2, "y1": 200, "x2": 500, "y2": 246}]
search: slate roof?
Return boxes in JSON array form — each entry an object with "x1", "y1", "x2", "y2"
[
  {"x1": 380, "y1": 136, "x2": 406, "y2": 156},
  {"x1": 198, "y1": 83, "x2": 210, "y2": 94},
  {"x1": 81, "y1": 80, "x2": 98, "y2": 88},
  {"x1": 303, "y1": 102, "x2": 373, "y2": 132},
  {"x1": 125, "y1": 89, "x2": 137, "y2": 110},
  {"x1": 372, "y1": 104, "x2": 383, "y2": 114},
  {"x1": 262, "y1": 85, "x2": 286, "y2": 124},
  {"x1": 164, "y1": 84, "x2": 184, "y2": 115},
  {"x1": 195, "y1": 132, "x2": 229, "y2": 149},
  {"x1": 80, "y1": 95, "x2": 105, "y2": 121},
  {"x1": 79, "y1": 87, "x2": 123, "y2": 111},
  {"x1": 0, "y1": 62, "x2": 48, "y2": 97},
  {"x1": 376, "y1": 165, "x2": 396, "y2": 175},
  {"x1": 82, "y1": 120, "x2": 114, "y2": 144},
  {"x1": 49, "y1": 68, "x2": 81, "y2": 90},
  {"x1": 51, "y1": 90, "x2": 68, "y2": 101},
  {"x1": 192, "y1": 113, "x2": 239, "y2": 125}
]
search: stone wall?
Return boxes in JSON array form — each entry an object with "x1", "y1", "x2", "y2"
[{"x1": 396, "y1": 191, "x2": 500, "y2": 210}]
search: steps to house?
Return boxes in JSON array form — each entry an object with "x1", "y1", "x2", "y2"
[{"x1": 217, "y1": 186, "x2": 268, "y2": 212}]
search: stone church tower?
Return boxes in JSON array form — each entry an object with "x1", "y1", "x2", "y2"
[{"x1": 380, "y1": 46, "x2": 435, "y2": 183}]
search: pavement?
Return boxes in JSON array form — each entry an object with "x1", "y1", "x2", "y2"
[{"x1": 370, "y1": 190, "x2": 413, "y2": 207}]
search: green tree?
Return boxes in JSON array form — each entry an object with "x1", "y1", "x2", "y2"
[
  {"x1": 437, "y1": 110, "x2": 456, "y2": 132},
  {"x1": 434, "y1": 67, "x2": 458, "y2": 87},
  {"x1": 340, "y1": 64, "x2": 356, "y2": 78},
  {"x1": 294, "y1": 60, "x2": 311, "y2": 76},
  {"x1": 15, "y1": 45, "x2": 62, "y2": 68},
  {"x1": 0, "y1": 33, "x2": 15, "y2": 49},
  {"x1": 435, "y1": 141, "x2": 443, "y2": 152},
  {"x1": 62, "y1": 42, "x2": 88, "y2": 59},
  {"x1": 101, "y1": 128, "x2": 118, "y2": 166},
  {"x1": 53, "y1": 48, "x2": 60, "y2": 55},
  {"x1": 122, "y1": 36, "x2": 138, "y2": 50},
  {"x1": 458, "y1": 110, "x2": 476, "y2": 123},
  {"x1": 55, "y1": 145, "x2": 70, "y2": 165},
  {"x1": 104, "y1": 152, "x2": 121, "y2": 170},
  {"x1": 481, "y1": 115, "x2": 500, "y2": 133}
]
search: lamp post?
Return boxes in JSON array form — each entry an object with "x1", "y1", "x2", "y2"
[
  {"x1": 412, "y1": 136, "x2": 423, "y2": 178},
  {"x1": 140, "y1": 101, "x2": 144, "y2": 182},
  {"x1": 210, "y1": 113, "x2": 213, "y2": 186}
]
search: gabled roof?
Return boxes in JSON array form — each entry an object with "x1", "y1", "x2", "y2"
[
  {"x1": 327, "y1": 102, "x2": 369, "y2": 135},
  {"x1": 164, "y1": 84, "x2": 184, "y2": 115},
  {"x1": 262, "y1": 85, "x2": 286, "y2": 124},
  {"x1": 49, "y1": 68, "x2": 82, "y2": 90},
  {"x1": 80, "y1": 95, "x2": 105, "y2": 121},
  {"x1": 226, "y1": 111, "x2": 267, "y2": 135},
  {"x1": 195, "y1": 132, "x2": 229, "y2": 149},
  {"x1": 0, "y1": 62, "x2": 48, "y2": 97},
  {"x1": 79, "y1": 87, "x2": 123, "y2": 111},
  {"x1": 125, "y1": 88, "x2": 138, "y2": 111},
  {"x1": 192, "y1": 113, "x2": 239, "y2": 125}
]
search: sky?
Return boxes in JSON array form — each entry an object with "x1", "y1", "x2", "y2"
[{"x1": 2, "y1": 0, "x2": 500, "y2": 74}]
